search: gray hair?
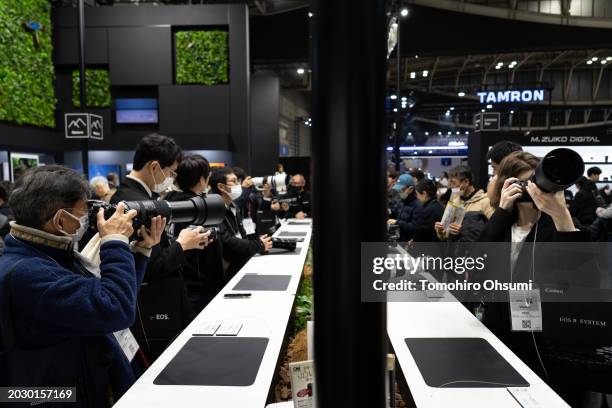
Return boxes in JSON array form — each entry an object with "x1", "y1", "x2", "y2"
[
  {"x1": 90, "y1": 175, "x2": 109, "y2": 189},
  {"x1": 9, "y1": 165, "x2": 90, "y2": 229}
]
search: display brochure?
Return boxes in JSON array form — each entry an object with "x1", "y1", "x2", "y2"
[
  {"x1": 440, "y1": 202, "x2": 466, "y2": 232},
  {"x1": 290, "y1": 360, "x2": 315, "y2": 408}
]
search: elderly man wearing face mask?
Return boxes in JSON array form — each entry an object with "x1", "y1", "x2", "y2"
[{"x1": 0, "y1": 165, "x2": 164, "y2": 406}]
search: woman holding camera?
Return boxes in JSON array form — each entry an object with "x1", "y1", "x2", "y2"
[{"x1": 478, "y1": 151, "x2": 603, "y2": 406}]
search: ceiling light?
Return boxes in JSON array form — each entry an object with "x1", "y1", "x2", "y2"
[
  {"x1": 408, "y1": 132, "x2": 412, "y2": 136},
  {"x1": 450, "y1": 107, "x2": 455, "y2": 111},
  {"x1": 602, "y1": 60, "x2": 607, "y2": 65},
  {"x1": 458, "y1": 91, "x2": 466, "y2": 97},
  {"x1": 424, "y1": 132, "x2": 429, "y2": 135},
  {"x1": 297, "y1": 68, "x2": 305, "y2": 75},
  {"x1": 495, "y1": 66, "x2": 502, "y2": 70},
  {"x1": 438, "y1": 131, "x2": 442, "y2": 135},
  {"x1": 510, "y1": 110, "x2": 515, "y2": 114},
  {"x1": 447, "y1": 131, "x2": 451, "y2": 135},
  {"x1": 486, "y1": 104, "x2": 493, "y2": 109},
  {"x1": 400, "y1": 8, "x2": 409, "y2": 17},
  {"x1": 308, "y1": 12, "x2": 313, "y2": 18},
  {"x1": 422, "y1": 70, "x2": 429, "y2": 77},
  {"x1": 481, "y1": 109, "x2": 486, "y2": 112},
  {"x1": 390, "y1": 94, "x2": 397, "y2": 100},
  {"x1": 393, "y1": 108, "x2": 398, "y2": 112},
  {"x1": 415, "y1": 55, "x2": 419, "y2": 59},
  {"x1": 465, "y1": 131, "x2": 469, "y2": 135},
  {"x1": 592, "y1": 57, "x2": 599, "y2": 61},
  {"x1": 456, "y1": 131, "x2": 460, "y2": 135},
  {"x1": 401, "y1": 96, "x2": 407, "y2": 101},
  {"x1": 607, "y1": 57, "x2": 612, "y2": 61},
  {"x1": 511, "y1": 61, "x2": 517, "y2": 65},
  {"x1": 587, "y1": 60, "x2": 593, "y2": 65},
  {"x1": 410, "y1": 72, "x2": 416, "y2": 79}
]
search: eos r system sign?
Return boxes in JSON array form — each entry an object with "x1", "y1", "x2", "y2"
[{"x1": 476, "y1": 89, "x2": 545, "y2": 104}]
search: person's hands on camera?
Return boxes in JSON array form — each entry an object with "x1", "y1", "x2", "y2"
[
  {"x1": 434, "y1": 222, "x2": 445, "y2": 235},
  {"x1": 281, "y1": 202, "x2": 290, "y2": 211},
  {"x1": 499, "y1": 177, "x2": 523, "y2": 211},
  {"x1": 97, "y1": 202, "x2": 137, "y2": 239},
  {"x1": 134, "y1": 216, "x2": 166, "y2": 249},
  {"x1": 271, "y1": 201, "x2": 281, "y2": 211},
  {"x1": 526, "y1": 181, "x2": 575, "y2": 232},
  {"x1": 449, "y1": 222, "x2": 462, "y2": 236},
  {"x1": 176, "y1": 226, "x2": 212, "y2": 251},
  {"x1": 242, "y1": 176, "x2": 253, "y2": 189},
  {"x1": 260, "y1": 234, "x2": 273, "y2": 252},
  {"x1": 388, "y1": 219, "x2": 397, "y2": 225},
  {"x1": 295, "y1": 211, "x2": 307, "y2": 220}
]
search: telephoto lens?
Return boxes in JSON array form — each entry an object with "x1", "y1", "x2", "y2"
[
  {"x1": 87, "y1": 195, "x2": 226, "y2": 233},
  {"x1": 516, "y1": 148, "x2": 585, "y2": 202},
  {"x1": 251, "y1": 174, "x2": 290, "y2": 193}
]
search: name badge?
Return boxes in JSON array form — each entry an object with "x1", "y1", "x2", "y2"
[
  {"x1": 243, "y1": 218, "x2": 256, "y2": 235},
  {"x1": 113, "y1": 328, "x2": 139, "y2": 362},
  {"x1": 509, "y1": 289, "x2": 542, "y2": 332}
]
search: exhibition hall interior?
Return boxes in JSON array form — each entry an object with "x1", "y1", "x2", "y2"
[{"x1": 1, "y1": 0, "x2": 612, "y2": 407}]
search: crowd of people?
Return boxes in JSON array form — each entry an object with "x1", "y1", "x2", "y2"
[
  {"x1": 0, "y1": 133, "x2": 311, "y2": 405},
  {"x1": 386, "y1": 140, "x2": 612, "y2": 407},
  {"x1": 387, "y1": 141, "x2": 612, "y2": 247}
]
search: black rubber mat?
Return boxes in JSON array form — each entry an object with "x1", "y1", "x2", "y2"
[
  {"x1": 404, "y1": 337, "x2": 529, "y2": 388},
  {"x1": 154, "y1": 337, "x2": 269, "y2": 386}
]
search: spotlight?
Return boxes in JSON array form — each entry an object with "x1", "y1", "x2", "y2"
[
  {"x1": 400, "y1": 8, "x2": 409, "y2": 17},
  {"x1": 593, "y1": 57, "x2": 599, "y2": 61},
  {"x1": 458, "y1": 92, "x2": 466, "y2": 97},
  {"x1": 415, "y1": 55, "x2": 419, "y2": 59},
  {"x1": 481, "y1": 109, "x2": 486, "y2": 112},
  {"x1": 465, "y1": 131, "x2": 469, "y2": 135},
  {"x1": 607, "y1": 57, "x2": 612, "y2": 61},
  {"x1": 422, "y1": 70, "x2": 429, "y2": 77},
  {"x1": 297, "y1": 68, "x2": 305, "y2": 75},
  {"x1": 602, "y1": 60, "x2": 607, "y2": 65},
  {"x1": 438, "y1": 132, "x2": 442, "y2": 135},
  {"x1": 456, "y1": 131, "x2": 460, "y2": 135},
  {"x1": 410, "y1": 72, "x2": 416, "y2": 79},
  {"x1": 587, "y1": 60, "x2": 593, "y2": 65},
  {"x1": 424, "y1": 132, "x2": 429, "y2": 135},
  {"x1": 390, "y1": 94, "x2": 397, "y2": 100},
  {"x1": 447, "y1": 131, "x2": 451, "y2": 135},
  {"x1": 450, "y1": 107, "x2": 455, "y2": 111},
  {"x1": 486, "y1": 104, "x2": 493, "y2": 109},
  {"x1": 510, "y1": 110, "x2": 515, "y2": 114},
  {"x1": 408, "y1": 132, "x2": 412, "y2": 136},
  {"x1": 393, "y1": 108, "x2": 398, "y2": 112},
  {"x1": 308, "y1": 12, "x2": 313, "y2": 18}
]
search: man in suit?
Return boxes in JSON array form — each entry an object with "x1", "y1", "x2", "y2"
[
  {"x1": 110, "y1": 134, "x2": 210, "y2": 360},
  {"x1": 209, "y1": 167, "x2": 273, "y2": 279},
  {"x1": 111, "y1": 133, "x2": 209, "y2": 281}
]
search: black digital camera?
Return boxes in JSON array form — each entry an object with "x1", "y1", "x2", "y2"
[{"x1": 87, "y1": 195, "x2": 226, "y2": 238}]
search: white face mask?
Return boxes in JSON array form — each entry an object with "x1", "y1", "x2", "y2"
[
  {"x1": 151, "y1": 166, "x2": 174, "y2": 194},
  {"x1": 228, "y1": 185, "x2": 243, "y2": 201},
  {"x1": 203, "y1": 186, "x2": 210, "y2": 195},
  {"x1": 57, "y1": 210, "x2": 89, "y2": 243},
  {"x1": 451, "y1": 187, "x2": 461, "y2": 195}
]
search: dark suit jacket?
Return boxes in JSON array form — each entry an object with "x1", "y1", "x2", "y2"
[{"x1": 110, "y1": 178, "x2": 188, "y2": 282}]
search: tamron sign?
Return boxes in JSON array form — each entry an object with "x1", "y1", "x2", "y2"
[{"x1": 477, "y1": 89, "x2": 545, "y2": 104}]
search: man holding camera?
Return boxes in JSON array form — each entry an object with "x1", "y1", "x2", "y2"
[
  {"x1": 0, "y1": 166, "x2": 164, "y2": 405},
  {"x1": 111, "y1": 134, "x2": 211, "y2": 280},
  {"x1": 210, "y1": 167, "x2": 273, "y2": 278},
  {"x1": 284, "y1": 174, "x2": 311, "y2": 219}
]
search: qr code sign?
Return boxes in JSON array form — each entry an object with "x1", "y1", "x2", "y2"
[{"x1": 522, "y1": 320, "x2": 531, "y2": 329}]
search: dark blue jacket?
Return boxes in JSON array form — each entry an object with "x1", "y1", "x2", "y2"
[
  {"x1": 0, "y1": 233, "x2": 148, "y2": 404},
  {"x1": 391, "y1": 194, "x2": 423, "y2": 241}
]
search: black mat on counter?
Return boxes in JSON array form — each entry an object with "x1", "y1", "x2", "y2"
[
  {"x1": 404, "y1": 338, "x2": 529, "y2": 388},
  {"x1": 232, "y1": 274, "x2": 292, "y2": 291},
  {"x1": 278, "y1": 231, "x2": 307, "y2": 237},
  {"x1": 154, "y1": 337, "x2": 269, "y2": 386},
  {"x1": 266, "y1": 247, "x2": 303, "y2": 256}
]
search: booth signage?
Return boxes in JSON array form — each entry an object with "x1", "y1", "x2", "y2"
[
  {"x1": 474, "y1": 112, "x2": 500, "y2": 132},
  {"x1": 64, "y1": 113, "x2": 104, "y2": 140},
  {"x1": 529, "y1": 136, "x2": 601, "y2": 144},
  {"x1": 477, "y1": 89, "x2": 545, "y2": 104}
]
